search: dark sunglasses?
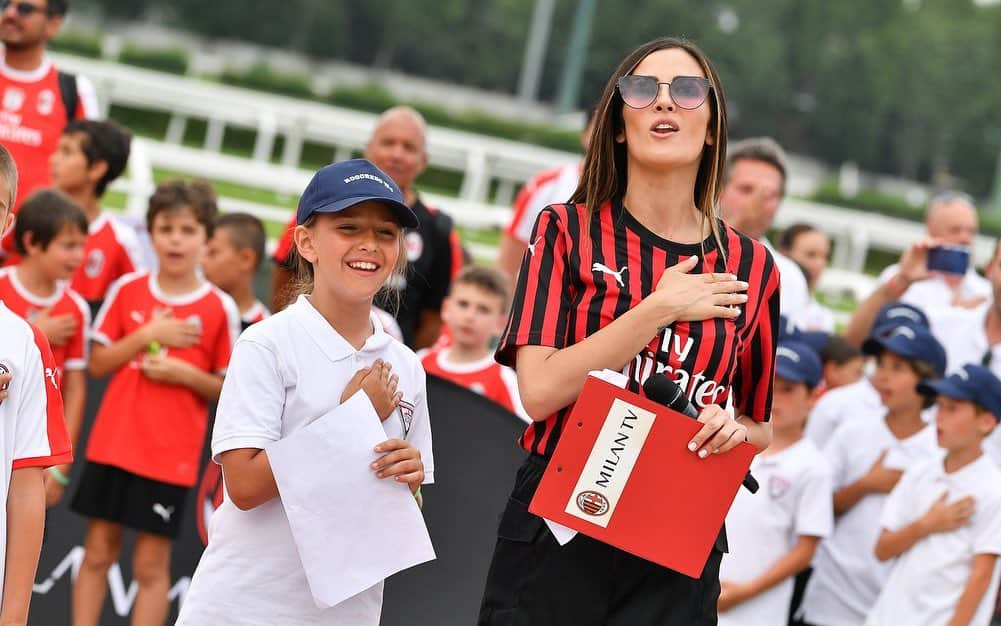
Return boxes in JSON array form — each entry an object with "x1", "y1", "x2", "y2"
[
  {"x1": 1, "y1": 0, "x2": 47, "y2": 17},
  {"x1": 617, "y1": 75, "x2": 712, "y2": 110}
]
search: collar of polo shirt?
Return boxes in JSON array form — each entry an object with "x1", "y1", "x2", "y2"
[{"x1": 294, "y1": 295, "x2": 392, "y2": 362}]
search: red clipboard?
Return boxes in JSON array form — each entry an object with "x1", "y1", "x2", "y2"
[{"x1": 529, "y1": 375, "x2": 756, "y2": 578}]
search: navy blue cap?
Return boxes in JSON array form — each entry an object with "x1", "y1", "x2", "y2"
[
  {"x1": 775, "y1": 340, "x2": 824, "y2": 388},
  {"x1": 871, "y1": 303, "x2": 929, "y2": 338},
  {"x1": 918, "y1": 364, "x2": 1001, "y2": 422},
  {"x1": 778, "y1": 315, "x2": 830, "y2": 355},
  {"x1": 296, "y1": 159, "x2": 418, "y2": 228},
  {"x1": 778, "y1": 314, "x2": 798, "y2": 339},
  {"x1": 862, "y1": 324, "x2": 947, "y2": 377}
]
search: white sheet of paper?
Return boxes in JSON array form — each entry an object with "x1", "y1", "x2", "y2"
[
  {"x1": 542, "y1": 369, "x2": 629, "y2": 546},
  {"x1": 266, "y1": 391, "x2": 436, "y2": 609}
]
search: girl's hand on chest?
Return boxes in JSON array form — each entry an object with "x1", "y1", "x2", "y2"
[{"x1": 340, "y1": 358, "x2": 403, "y2": 421}]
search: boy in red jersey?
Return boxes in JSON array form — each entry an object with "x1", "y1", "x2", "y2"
[
  {"x1": 420, "y1": 265, "x2": 528, "y2": 420},
  {"x1": 0, "y1": 0, "x2": 99, "y2": 263},
  {"x1": 0, "y1": 144, "x2": 72, "y2": 624},
  {"x1": 202, "y1": 212, "x2": 269, "y2": 331},
  {"x1": 70, "y1": 179, "x2": 240, "y2": 626},
  {"x1": 0, "y1": 189, "x2": 88, "y2": 505},
  {"x1": 50, "y1": 119, "x2": 143, "y2": 311}
]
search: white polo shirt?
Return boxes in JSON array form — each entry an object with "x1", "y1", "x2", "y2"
[
  {"x1": 803, "y1": 295, "x2": 837, "y2": 333},
  {"x1": 879, "y1": 263, "x2": 991, "y2": 314},
  {"x1": 799, "y1": 415, "x2": 940, "y2": 626},
  {"x1": 927, "y1": 303, "x2": 1001, "y2": 467},
  {"x1": 177, "y1": 296, "x2": 434, "y2": 626},
  {"x1": 0, "y1": 302, "x2": 72, "y2": 601},
  {"x1": 762, "y1": 238, "x2": 812, "y2": 331},
  {"x1": 805, "y1": 378, "x2": 883, "y2": 445},
  {"x1": 866, "y1": 455, "x2": 1001, "y2": 626},
  {"x1": 719, "y1": 438, "x2": 833, "y2": 626}
]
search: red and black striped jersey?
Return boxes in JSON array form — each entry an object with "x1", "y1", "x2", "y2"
[{"x1": 497, "y1": 200, "x2": 780, "y2": 458}]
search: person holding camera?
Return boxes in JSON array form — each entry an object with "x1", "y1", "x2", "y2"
[
  {"x1": 843, "y1": 192, "x2": 986, "y2": 347},
  {"x1": 881, "y1": 192, "x2": 988, "y2": 309}
]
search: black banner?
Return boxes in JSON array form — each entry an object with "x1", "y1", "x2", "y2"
[{"x1": 30, "y1": 374, "x2": 525, "y2": 625}]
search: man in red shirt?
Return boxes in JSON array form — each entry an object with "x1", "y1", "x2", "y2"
[{"x1": 1, "y1": 0, "x2": 98, "y2": 263}]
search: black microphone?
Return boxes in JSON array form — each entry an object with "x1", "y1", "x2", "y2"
[{"x1": 642, "y1": 375, "x2": 759, "y2": 494}]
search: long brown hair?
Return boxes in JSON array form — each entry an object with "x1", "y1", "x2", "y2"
[{"x1": 572, "y1": 37, "x2": 729, "y2": 247}]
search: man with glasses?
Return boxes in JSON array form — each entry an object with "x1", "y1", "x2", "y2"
[
  {"x1": 1, "y1": 0, "x2": 98, "y2": 264},
  {"x1": 720, "y1": 137, "x2": 812, "y2": 331}
]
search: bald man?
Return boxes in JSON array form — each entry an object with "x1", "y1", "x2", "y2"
[
  {"x1": 270, "y1": 107, "x2": 463, "y2": 349},
  {"x1": 843, "y1": 192, "x2": 989, "y2": 347},
  {"x1": 875, "y1": 192, "x2": 990, "y2": 311}
]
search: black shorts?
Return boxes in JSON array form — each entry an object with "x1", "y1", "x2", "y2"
[
  {"x1": 70, "y1": 461, "x2": 189, "y2": 539},
  {"x1": 479, "y1": 454, "x2": 724, "y2": 626}
]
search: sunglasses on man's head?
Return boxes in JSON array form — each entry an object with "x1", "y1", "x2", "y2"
[
  {"x1": 617, "y1": 75, "x2": 712, "y2": 110},
  {"x1": 1, "y1": 0, "x2": 47, "y2": 17}
]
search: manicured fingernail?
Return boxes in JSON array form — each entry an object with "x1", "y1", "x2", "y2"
[
  {"x1": 371, "y1": 462, "x2": 379, "y2": 469},
  {"x1": 688, "y1": 442, "x2": 697, "y2": 452},
  {"x1": 374, "y1": 445, "x2": 383, "y2": 452},
  {"x1": 698, "y1": 449, "x2": 709, "y2": 459},
  {"x1": 376, "y1": 471, "x2": 384, "y2": 478},
  {"x1": 739, "y1": 281, "x2": 749, "y2": 288}
]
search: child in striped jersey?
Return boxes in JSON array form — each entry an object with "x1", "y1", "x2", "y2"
[
  {"x1": 0, "y1": 190, "x2": 90, "y2": 506},
  {"x1": 420, "y1": 265, "x2": 528, "y2": 420}
]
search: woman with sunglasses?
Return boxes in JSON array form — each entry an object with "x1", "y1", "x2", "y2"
[{"x1": 478, "y1": 37, "x2": 779, "y2": 626}]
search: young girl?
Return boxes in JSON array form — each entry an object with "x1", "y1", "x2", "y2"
[
  {"x1": 71, "y1": 180, "x2": 240, "y2": 626},
  {"x1": 176, "y1": 159, "x2": 433, "y2": 626},
  {"x1": 478, "y1": 37, "x2": 777, "y2": 625}
]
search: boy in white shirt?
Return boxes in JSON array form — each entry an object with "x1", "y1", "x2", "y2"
[
  {"x1": 799, "y1": 323, "x2": 946, "y2": 626},
  {"x1": 866, "y1": 364, "x2": 1001, "y2": 626},
  {"x1": 805, "y1": 302, "x2": 930, "y2": 445},
  {"x1": 719, "y1": 340, "x2": 833, "y2": 625}
]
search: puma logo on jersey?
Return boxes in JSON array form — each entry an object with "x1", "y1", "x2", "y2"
[
  {"x1": 130, "y1": 310, "x2": 145, "y2": 325},
  {"x1": 527, "y1": 235, "x2": 543, "y2": 257},
  {"x1": 152, "y1": 503, "x2": 174, "y2": 523},
  {"x1": 44, "y1": 367, "x2": 59, "y2": 390},
  {"x1": 592, "y1": 262, "x2": 627, "y2": 287}
]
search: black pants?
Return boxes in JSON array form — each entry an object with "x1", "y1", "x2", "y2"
[{"x1": 479, "y1": 454, "x2": 723, "y2": 626}]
